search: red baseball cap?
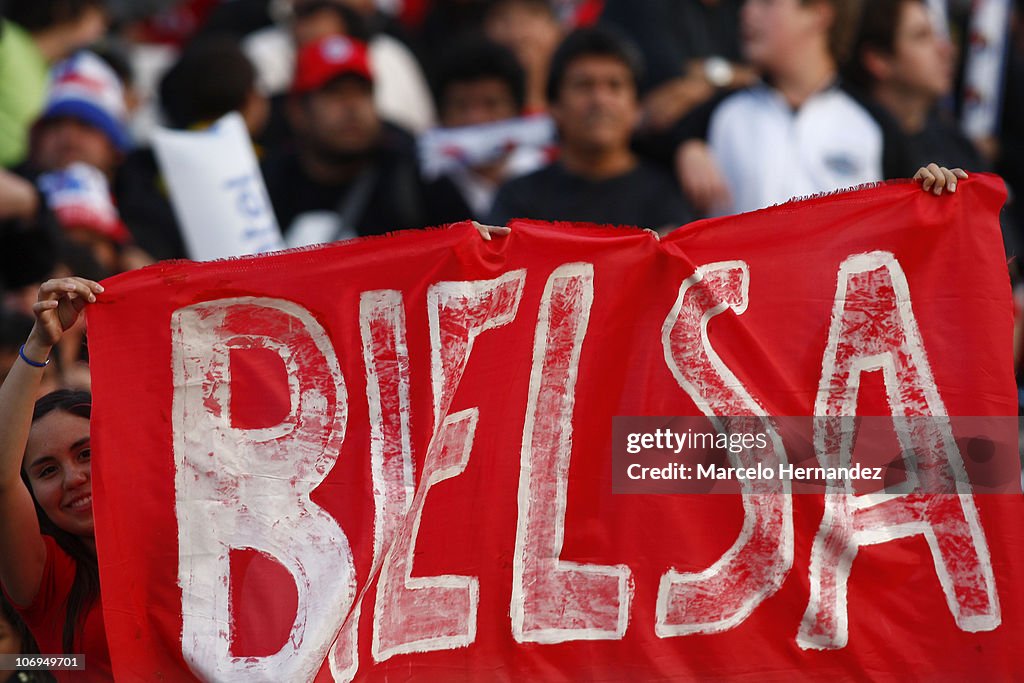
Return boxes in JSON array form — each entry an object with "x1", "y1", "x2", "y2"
[{"x1": 292, "y1": 35, "x2": 373, "y2": 95}]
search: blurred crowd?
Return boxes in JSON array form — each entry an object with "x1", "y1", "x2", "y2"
[
  {"x1": 0, "y1": 0, "x2": 1022, "y2": 671},
  {"x1": 1, "y1": 0, "x2": 1022, "y2": 392}
]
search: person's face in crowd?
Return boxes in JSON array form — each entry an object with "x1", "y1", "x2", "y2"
[
  {"x1": 484, "y1": 2, "x2": 561, "y2": 78},
  {"x1": 292, "y1": 6, "x2": 350, "y2": 47},
  {"x1": 551, "y1": 55, "x2": 639, "y2": 155},
  {"x1": 0, "y1": 610, "x2": 21, "y2": 656},
  {"x1": 883, "y1": 1, "x2": 953, "y2": 99},
  {"x1": 441, "y1": 78, "x2": 520, "y2": 128},
  {"x1": 23, "y1": 411, "x2": 94, "y2": 542},
  {"x1": 32, "y1": 117, "x2": 119, "y2": 176},
  {"x1": 741, "y1": 0, "x2": 831, "y2": 71},
  {"x1": 295, "y1": 77, "x2": 380, "y2": 157}
]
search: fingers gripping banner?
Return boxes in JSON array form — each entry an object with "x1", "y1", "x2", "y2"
[{"x1": 87, "y1": 175, "x2": 1023, "y2": 681}]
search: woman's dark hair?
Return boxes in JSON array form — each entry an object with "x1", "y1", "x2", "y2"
[
  {"x1": 546, "y1": 27, "x2": 644, "y2": 104},
  {"x1": 20, "y1": 390, "x2": 98, "y2": 655},
  {"x1": 2, "y1": 596, "x2": 55, "y2": 683},
  {"x1": 842, "y1": 0, "x2": 914, "y2": 90},
  {"x1": 2, "y1": 594, "x2": 34, "y2": 654}
]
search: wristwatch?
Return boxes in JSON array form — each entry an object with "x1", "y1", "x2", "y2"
[{"x1": 704, "y1": 56, "x2": 735, "y2": 89}]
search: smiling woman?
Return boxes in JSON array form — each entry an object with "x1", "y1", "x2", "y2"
[
  {"x1": 0, "y1": 277, "x2": 110, "y2": 682},
  {"x1": 23, "y1": 398, "x2": 95, "y2": 542}
]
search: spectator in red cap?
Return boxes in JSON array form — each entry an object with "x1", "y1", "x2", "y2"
[
  {"x1": 291, "y1": 31, "x2": 374, "y2": 96},
  {"x1": 263, "y1": 34, "x2": 469, "y2": 246},
  {"x1": 242, "y1": 0, "x2": 436, "y2": 136}
]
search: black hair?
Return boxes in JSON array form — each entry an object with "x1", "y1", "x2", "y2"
[
  {"x1": 842, "y1": 0, "x2": 918, "y2": 90},
  {"x1": 813, "y1": 0, "x2": 864, "y2": 67},
  {"x1": 4, "y1": 0, "x2": 104, "y2": 33},
  {"x1": 2, "y1": 595, "x2": 29, "y2": 654},
  {"x1": 434, "y1": 36, "x2": 526, "y2": 115},
  {"x1": 291, "y1": 0, "x2": 370, "y2": 42},
  {"x1": 545, "y1": 27, "x2": 643, "y2": 104},
  {"x1": 21, "y1": 390, "x2": 98, "y2": 656},
  {"x1": 159, "y1": 36, "x2": 257, "y2": 129}
]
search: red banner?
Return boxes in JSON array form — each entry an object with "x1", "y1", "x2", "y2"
[{"x1": 88, "y1": 175, "x2": 1023, "y2": 681}]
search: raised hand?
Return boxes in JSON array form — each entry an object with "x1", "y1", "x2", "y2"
[
  {"x1": 913, "y1": 164, "x2": 968, "y2": 195},
  {"x1": 28, "y1": 277, "x2": 104, "y2": 351}
]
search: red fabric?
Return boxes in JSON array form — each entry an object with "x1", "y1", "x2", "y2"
[
  {"x1": 7, "y1": 536, "x2": 111, "y2": 682},
  {"x1": 87, "y1": 175, "x2": 1023, "y2": 681}
]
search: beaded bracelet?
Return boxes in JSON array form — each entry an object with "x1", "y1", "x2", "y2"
[{"x1": 18, "y1": 345, "x2": 49, "y2": 368}]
